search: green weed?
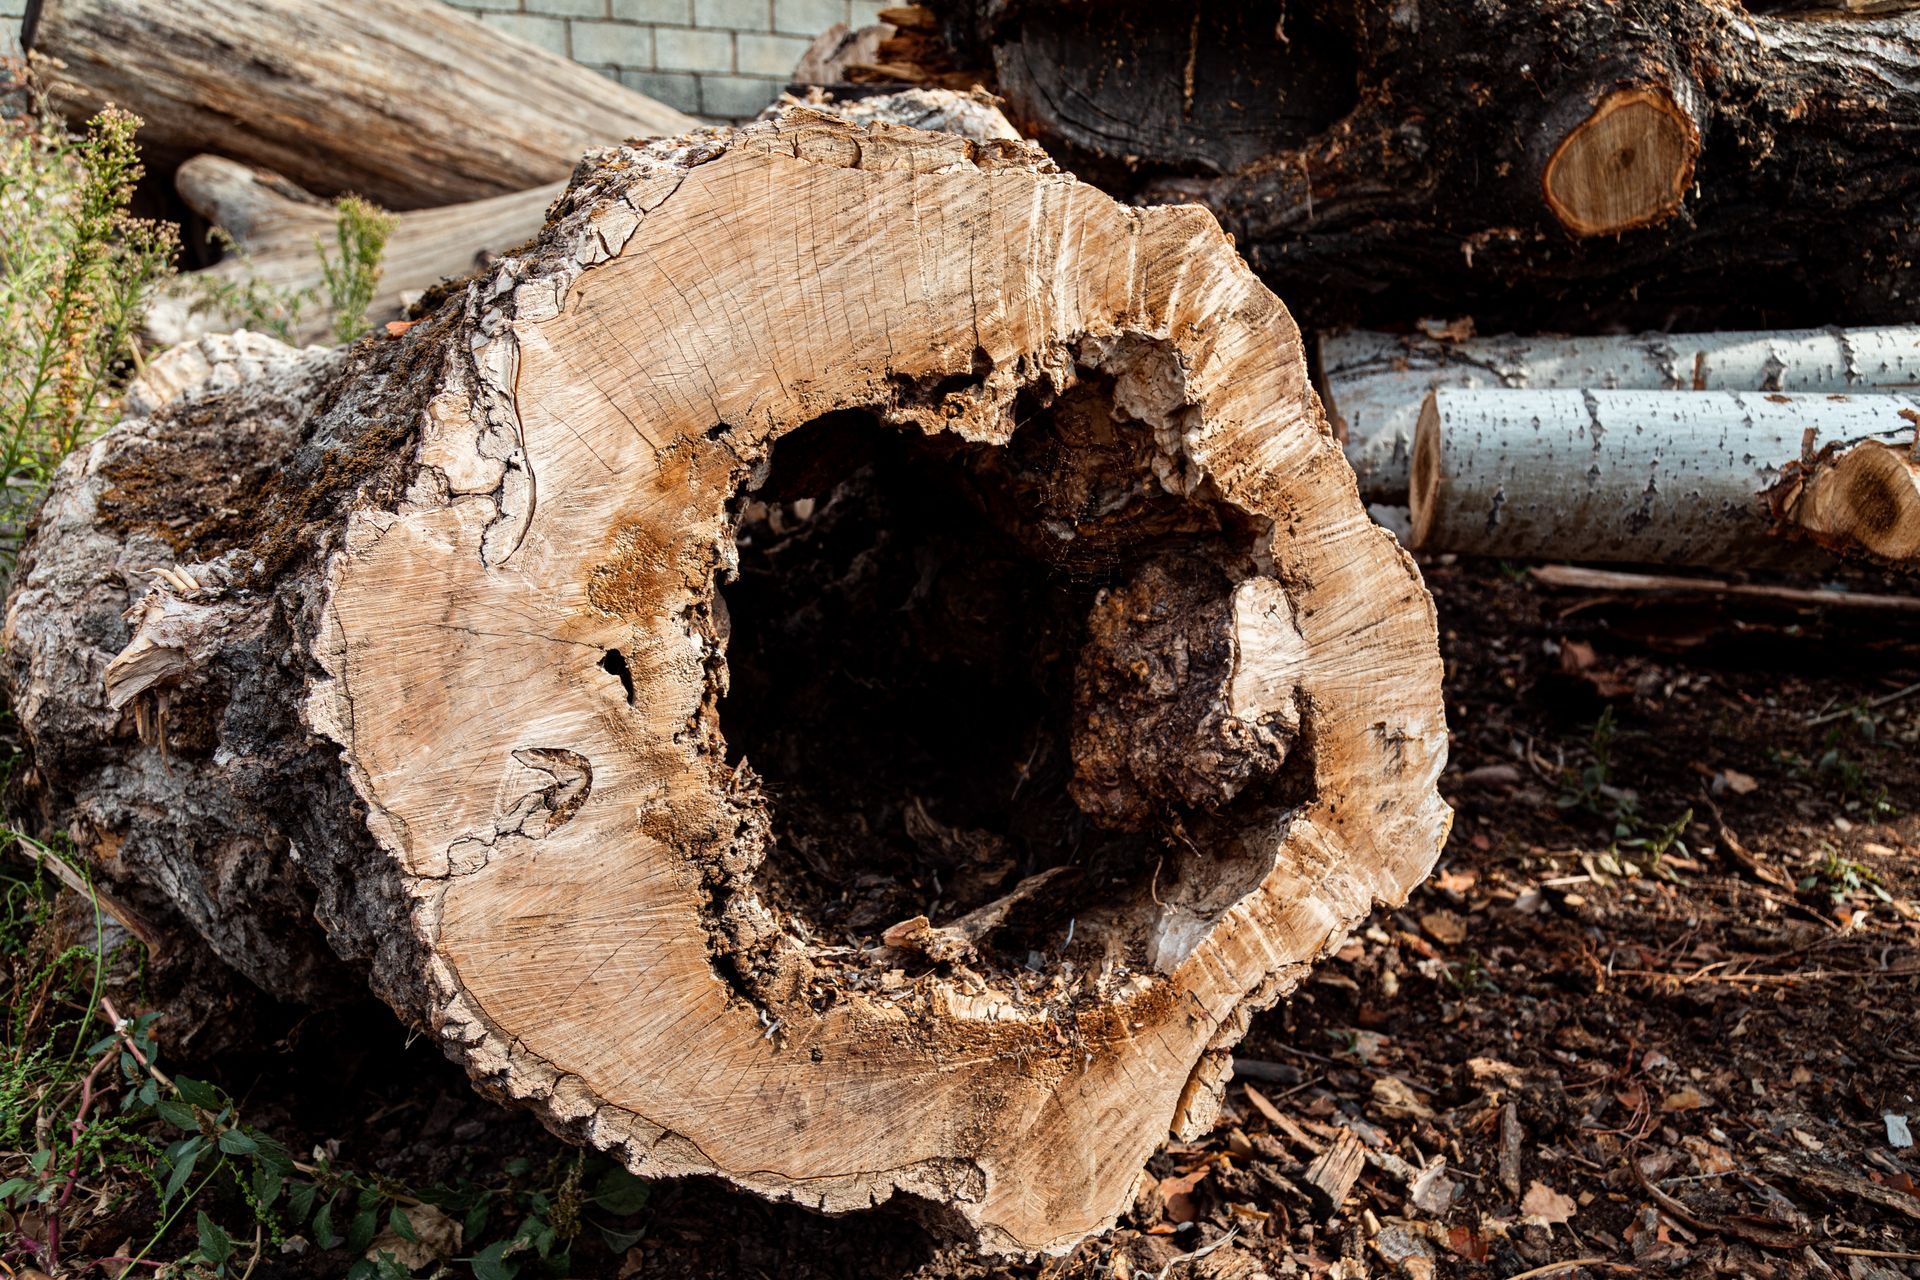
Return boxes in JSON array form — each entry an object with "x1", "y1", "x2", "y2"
[
  {"x1": 318, "y1": 196, "x2": 395, "y2": 345},
  {"x1": 0, "y1": 100, "x2": 178, "y2": 569}
]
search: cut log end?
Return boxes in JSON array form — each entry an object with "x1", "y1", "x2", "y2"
[
  {"x1": 9, "y1": 109, "x2": 1451, "y2": 1254},
  {"x1": 1788, "y1": 437, "x2": 1920, "y2": 565},
  {"x1": 1541, "y1": 83, "x2": 1700, "y2": 237}
]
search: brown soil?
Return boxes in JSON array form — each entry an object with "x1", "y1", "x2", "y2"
[{"x1": 66, "y1": 558, "x2": 1920, "y2": 1279}]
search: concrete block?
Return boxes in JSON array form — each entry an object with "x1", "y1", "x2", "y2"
[
  {"x1": 694, "y1": 0, "x2": 770, "y2": 31},
  {"x1": 701, "y1": 74, "x2": 783, "y2": 119},
  {"x1": 478, "y1": 11, "x2": 570, "y2": 56},
  {"x1": 571, "y1": 19, "x2": 654, "y2": 65},
  {"x1": 736, "y1": 32, "x2": 810, "y2": 77},
  {"x1": 655, "y1": 25, "x2": 734, "y2": 73},
  {"x1": 772, "y1": 0, "x2": 845, "y2": 37}
]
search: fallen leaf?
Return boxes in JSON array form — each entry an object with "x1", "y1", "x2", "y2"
[
  {"x1": 1662, "y1": 1087, "x2": 1712, "y2": 1112},
  {"x1": 1713, "y1": 768, "x2": 1759, "y2": 796},
  {"x1": 1444, "y1": 1225, "x2": 1490, "y2": 1261},
  {"x1": 1420, "y1": 910, "x2": 1469, "y2": 947},
  {"x1": 365, "y1": 1203, "x2": 460, "y2": 1271},
  {"x1": 1157, "y1": 1167, "x2": 1210, "y2": 1224},
  {"x1": 1520, "y1": 1181, "x2": 1577, "y2": 1226}
]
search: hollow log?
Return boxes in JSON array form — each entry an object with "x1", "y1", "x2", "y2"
[
  {"x1": 1325, "y1": 326, "x2": 1920, "y2": 503},
  {"x1": 931, "y1": 0, "x2": 1920, "y2": 330},
  {"x1": 23, "y1": 0, "x2": 698, "y2": 209},
  {"x1": 1408, "y1": 387, "x2": 1920, "y2": 568},
  {"x1": 5, "y1": 110, "x2": 1449, "y2": 1253}
]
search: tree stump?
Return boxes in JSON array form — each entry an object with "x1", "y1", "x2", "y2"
[{"x1": 6, "y1": 111, "x2": 1449, "y2": 1253}]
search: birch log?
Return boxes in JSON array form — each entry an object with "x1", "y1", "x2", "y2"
[
  {"x1": 1408, "y1": 388, "x2": 1920, "y2": 567},
  {"x1": 1325, "y1": 326, "x2": 1920, "y2": 503},
  {"x1": 5, "y1": 110, "x2": 1449, "y2": 1254},
  {"x1": 22, "y1": 0, "x2": 698, "y2": 209}
]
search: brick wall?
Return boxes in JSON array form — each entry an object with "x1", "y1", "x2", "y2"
[
  {"x1": 446, "y1": 0, "x2": 893, "y2": 120},
  {"x1": 0, "y1": 1, "x2": 891, "y2": 121}
]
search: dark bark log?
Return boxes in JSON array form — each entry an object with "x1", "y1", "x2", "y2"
[
  {"x1": 6, "y1": 107, "x2": 1448, "y2": 1254},
  {"x1": 23, "y1": 0, "x2": 697, "y2": 209},
  {"x1": 931, "y1": 0, "x2": 1920, "y2": 331}
]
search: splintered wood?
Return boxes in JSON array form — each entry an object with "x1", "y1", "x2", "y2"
[{"x1": 6, "y1": 111, "x2": 1450, "y2": 1253}]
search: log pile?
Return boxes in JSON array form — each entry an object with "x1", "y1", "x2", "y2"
[
  {"x1": 6, "y1": 109, "x2": 1449, "y2": 1253},
  {"x1": 928, "y1": 0, "x2": 1920, "y2": 332}
]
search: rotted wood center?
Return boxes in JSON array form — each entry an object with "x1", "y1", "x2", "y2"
[{"x1": 712, "y1": 385, "x2": 1309, "y2": 1007}]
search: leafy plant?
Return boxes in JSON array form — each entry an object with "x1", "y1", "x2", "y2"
[
  {"x1": 1798, "y1": 844, "x2": 1893, "y2": 906},
  {"x1": 318, "y1": 195, "x2": 395, "y2": 345},
  {"x1": 0, "y1": 99, "x2": 178, "y2": 569}
]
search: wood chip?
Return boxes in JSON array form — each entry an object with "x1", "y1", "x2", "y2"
[{"x1": 1299, "y1": 1127, "x2": 1366, "y2": 1216}]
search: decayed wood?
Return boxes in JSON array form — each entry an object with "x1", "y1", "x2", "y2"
[
  {"x1": 23, "y1": 0, "x2": 697, "y2": 209},
  {"x1": 6, "y1": 110, "x2": 1449, "y2": 1253},
  {"x1": 1408, "y1": 388, "x2": 1920, "y2": 568},
  {"x1": 147, "y1": 157, "x2": 563, "y2": 347},
  {"x1": 932, "y1": 0, "x2": 1920, "y2": 329},
  {"x1": 1324, "y1": 326, "x2": 1920, "y2": 503}
]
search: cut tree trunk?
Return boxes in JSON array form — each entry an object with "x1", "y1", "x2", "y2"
[
  {"x1": 1408, "y1": 388, "x2": 1920, "y2": 567},
  {"x1": 146, "y1": 156, "x2": 564, "y2": 347},
  {"x1": 1325, "y1": 326, "x2": 1920, "y2": 503},
  {"x1": 5, "y1": 108, "x2": 1449, "y2": 1253},
  {"x1": 23, "y1": 0, "x2": 697, "y2": 209},
  {"x1": 931, "y1": 0, "x2": 1920, "y2": 330}
]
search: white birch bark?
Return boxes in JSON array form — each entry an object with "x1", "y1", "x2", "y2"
[
  {"x1": 1325, "y1": 326, "x2": 1920, "y2": 501},
  {"x1": 1408, "y1": 387, "x2": 1920, "y2": 566}
]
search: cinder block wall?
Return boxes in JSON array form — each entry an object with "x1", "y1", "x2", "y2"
[
  {"x1": 0, "y1": 1, "x2": 891, "y2": 122},
  {"x1": 446, "y1": 0, "x2": 892, "y2": 120}
]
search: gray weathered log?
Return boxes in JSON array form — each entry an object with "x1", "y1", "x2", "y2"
[{"x1": 24, "y1": 0, "x2": 698, "y2": 208}]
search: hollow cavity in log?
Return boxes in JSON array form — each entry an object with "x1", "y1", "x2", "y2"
[{"x1": 714, "y1": 379, "x2": 1310, "y2": 999}]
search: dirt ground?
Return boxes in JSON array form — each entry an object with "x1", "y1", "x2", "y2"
[{"x1": 30, "y1": 558, "x2": 1920, "y2": 1280}]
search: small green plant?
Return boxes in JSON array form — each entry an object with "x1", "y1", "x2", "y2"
[
  {"x1": 0, "y1": 101, "x2": 178, "y2": 567},
  {"x1": 1558, "y1": 707, "x2": 1638, "y2": 823},
  {"x1": 318, "y1": 195, "x2": 395, "y2": 345},
  {"x1": 1798, "y1": 844, "x2": 1893, "y2": 906},
  {"x1": 1, "y1": 840, "x2": 658, "y2": 1276}
]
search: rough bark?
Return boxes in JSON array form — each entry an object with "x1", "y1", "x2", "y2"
[
  {"x1": 1408, "y1": 387, "x2": 1920, "y2": 567},
  {"x1": 932, "y1": 0, "x2": 1920, "y2": 330},
  {"x1": 1325, "y1": 326, "x2": 1920, "y2": 503},
  {"x1": 23, "y1": 0, "x2": 698, "y2": 209},
  {"x1": 6, "y1": 110, "x2": 1449, "y2": 1253}
]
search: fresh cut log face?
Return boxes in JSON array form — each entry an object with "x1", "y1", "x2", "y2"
[{"x1": 8, "y1": 112, "x2": 1450, "y2": 1253}]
